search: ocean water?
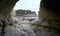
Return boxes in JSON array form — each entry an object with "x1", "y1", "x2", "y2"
[
  {"x1": 5, "y1": 17, "x2": 37, "y2": 36},
  {"x1": 4, "y1": 17, "x2": 59, "y2": 36}
]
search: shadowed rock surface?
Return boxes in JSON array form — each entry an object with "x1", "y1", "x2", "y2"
[
  {"x1": 0, "y1": 0, "x2": 18, "y2": 36},
  {"x1": 39, "y1": 0, "x2": 60, "y2": 36}
]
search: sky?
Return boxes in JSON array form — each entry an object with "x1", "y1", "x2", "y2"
[{"x1": 13, "y1": 0, "x2": 40, "y2": 14}]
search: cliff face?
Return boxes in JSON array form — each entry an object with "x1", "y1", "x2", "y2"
[{"x1": 16, "y1": 9, "x2": 37, "y2": 17}]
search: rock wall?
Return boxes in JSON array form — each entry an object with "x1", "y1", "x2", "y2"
[
  {"x1": 0, "y1": 0, "x2": 18, "y2": 21},
  {"x1": 39, "y1": 0, "x2": 60, "y2": 31},
  {"x1": 38, "y1": 0, "x2": 60, "y2": 36},
  {"x1": 0, "y1": 0, "x2": 18, "y2": 36}
]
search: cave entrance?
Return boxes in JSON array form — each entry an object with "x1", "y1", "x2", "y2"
[{"x1": 13, "y1": 0, "x2": 41, "y2": 23}]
